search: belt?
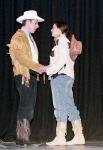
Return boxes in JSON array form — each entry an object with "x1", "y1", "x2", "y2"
[
  {"x1": 29, "y1": 70, "x2": 37, "y2": 78},
  {"x1": 51, "y1": 73, "x2": 66, "y2": 79}
]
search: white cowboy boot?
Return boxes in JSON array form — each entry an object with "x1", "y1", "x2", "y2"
[
  {"x1": 46, "y1": 122, "x2": 67, "y2": 146},
  {"x1": 66, "y1": 119, "x2": 85, "y2": 145}
]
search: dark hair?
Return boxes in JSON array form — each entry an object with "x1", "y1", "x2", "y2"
[
  {"x1": 22, "y1": 19, "x2": 34, "y2": 26},
  {"x1": 54, "y1": 21, "x2": 72, "y2": 41}
]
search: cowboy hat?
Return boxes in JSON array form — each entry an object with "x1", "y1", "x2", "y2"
[{"x1": 16, "y1": 10, "x2": 44, "y2": 23}]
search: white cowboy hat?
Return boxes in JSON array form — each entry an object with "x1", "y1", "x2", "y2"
[{"x1": 16, "y1": 10, "x2": 44, "y2": 23}]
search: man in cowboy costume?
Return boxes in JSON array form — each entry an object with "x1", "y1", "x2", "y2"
[{"x1": 9, "y1": 10, "x2": 45, "y2": 145}]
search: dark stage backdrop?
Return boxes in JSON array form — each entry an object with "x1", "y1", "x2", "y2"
[{"x1": 0, "y1": 0, "x2": 103, "y2": 142}]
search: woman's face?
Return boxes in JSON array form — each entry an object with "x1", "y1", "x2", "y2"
[{"x1": 51, "y1": 24, "x2": 62, "y2": 38}]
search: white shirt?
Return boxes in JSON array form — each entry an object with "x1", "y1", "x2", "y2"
[
  {"x1": 21, "y1": 27, "x2": 39, "y2": 63},
  {"x1": 46, "y1": 34, "x2": 74, "y2": 79}
]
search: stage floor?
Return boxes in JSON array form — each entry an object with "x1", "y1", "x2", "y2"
[{"x1": 0, "y1": 141, "x2": 103, "y2": 150}]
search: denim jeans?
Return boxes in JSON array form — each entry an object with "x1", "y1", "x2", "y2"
[
  {"x1": 15, "y1": 75, "x2": 37, "y2": 121},
  {"x1": 50, "y1": 75, "x2": 80, "y2": 122}
]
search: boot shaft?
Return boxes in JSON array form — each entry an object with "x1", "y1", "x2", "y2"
[
  {"x1": 16, "y1": 119, "x2": 31, "y2": 142},
  {"x1": 56, "y1": 122, "x2": 67, "y2": 137},
  {"x1": 72, "y1": 119, "x2": 83, "y2": 134}
]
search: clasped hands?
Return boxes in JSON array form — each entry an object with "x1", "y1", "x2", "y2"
[{"x1": 38, "y1": 64, "x2": 48, "y2": 74}]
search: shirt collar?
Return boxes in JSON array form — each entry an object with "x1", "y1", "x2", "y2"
[
  {"x1": 55, "y1": 34, "x2": 70, "y2": 44},
  {"x1": 60, "y1": 34, "x2": 70, "y2": 42},
  {"x1": 21, "y1": 26, "x2": 30, "y2": 36}
]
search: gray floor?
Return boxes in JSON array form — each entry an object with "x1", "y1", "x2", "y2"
[{"x1": 0, "y1": 141, "x2": 103, "y2": 150}]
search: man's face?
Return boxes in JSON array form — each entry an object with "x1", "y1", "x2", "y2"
[{"x1": 26, "y1": 20, "x2": 39, "y2": 33}]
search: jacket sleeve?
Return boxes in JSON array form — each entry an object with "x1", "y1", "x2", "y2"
[{"x1": 10, "y1": 36, "x2": 41, "y2": 72}]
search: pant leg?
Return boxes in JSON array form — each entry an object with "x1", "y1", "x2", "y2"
[
  {"x1": 15, "y1": 75, "x2": 37, "y2": 121},
  {"x1": 51, "y1": 75, "x2": 69, "y2": 122},
  {"x1": 50, "y1": 75, "x2": 80, "y2": 123},
  {"x1": 65, "y1": 76, "x2": 80, "y2": 122}
]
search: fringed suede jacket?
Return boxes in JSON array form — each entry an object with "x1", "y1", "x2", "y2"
[{"x1": 8, "y1": 29, "x2": 40, "y2": 84}]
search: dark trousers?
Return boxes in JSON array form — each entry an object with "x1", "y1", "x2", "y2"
[{"x1": 15, "y1": 75, "x2": 37, "y2": 121}]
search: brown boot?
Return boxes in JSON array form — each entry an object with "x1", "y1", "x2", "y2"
[{"x1": 16, "y1": 119, "x2": 31, "y2": 145}]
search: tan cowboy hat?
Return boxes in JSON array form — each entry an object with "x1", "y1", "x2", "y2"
[{"x1": 16, "y1": 10, "x2": 44, "y2": 23}]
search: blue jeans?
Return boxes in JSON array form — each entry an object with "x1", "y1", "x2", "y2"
[{"x1": 50, "y1": 75, "x2": 80, "y2": 122}]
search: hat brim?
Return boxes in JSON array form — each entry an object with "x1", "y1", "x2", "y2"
[{"x1": 16, "y1": 15, "x2": 44, "y2": 23}]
